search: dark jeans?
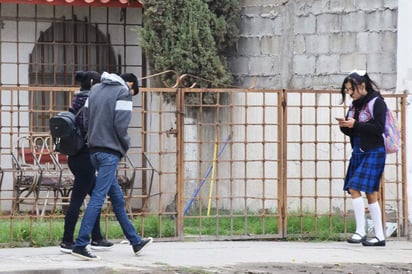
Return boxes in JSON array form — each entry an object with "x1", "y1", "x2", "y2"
[{"x1": 62, "y1": 148, "x2": 103, "y2": 243}]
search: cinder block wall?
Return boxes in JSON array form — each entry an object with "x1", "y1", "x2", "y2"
[{"x1": 229, "y1": 0, "x2": 398, "y2": 91}]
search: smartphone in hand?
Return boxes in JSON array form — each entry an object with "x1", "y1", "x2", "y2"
[{"x1": 335, "y1": 117, "x2": 345, "y2": 122}]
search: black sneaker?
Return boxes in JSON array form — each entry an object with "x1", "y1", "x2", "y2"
[
  {"x1": 132, "y1": 237, "x2": 153, "y2": 256},
  {"x1": 71, "y1": 246, "x2": 101, "y2": 261},
  {"x1": 90, "y1": 239, "x2": 114, "y2": 251},
  {"x1": 59, "y1": 241, "x2": 74, "y2": 254}
]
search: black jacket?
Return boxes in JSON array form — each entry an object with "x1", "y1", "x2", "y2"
[{"x1": 340, "y1": 92, "x2": 386, "y2": 151}]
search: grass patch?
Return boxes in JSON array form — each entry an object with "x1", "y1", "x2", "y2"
[{"x1": 0, "y1": 211, "x2": 353, "y2": 247}]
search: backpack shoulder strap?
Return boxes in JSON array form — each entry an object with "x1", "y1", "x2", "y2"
[
  {"x1": 74, "y1": 106, "x2": 85, "y2": 118},
  {"x1": 367, "y1": 97, "x2": 379, "y2": 119}
]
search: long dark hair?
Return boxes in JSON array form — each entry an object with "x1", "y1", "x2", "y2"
[{"x1": 340, "y1": 71, "x2": 380, "y2": 104}]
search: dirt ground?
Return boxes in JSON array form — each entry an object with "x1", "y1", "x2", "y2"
[{"x1": 143, "y1": 263, "x2": 412, "y2": 274}]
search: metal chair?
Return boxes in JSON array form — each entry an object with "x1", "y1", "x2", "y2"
[
  {"x1": 31, "y1": 135, "x2": 73, "y2": 215},
  {"x1": 11, "y1": 135, "x2": 42, "y2": 215},
  {"x1": 11, "y1": 134, "x2": 74, "y2": 215}
]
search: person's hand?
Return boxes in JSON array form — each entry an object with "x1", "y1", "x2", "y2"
[{"x1": 336, "y1": 117, "x2": 355, "y2": 128}]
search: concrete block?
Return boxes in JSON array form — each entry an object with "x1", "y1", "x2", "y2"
[
  {"x1": 382, "y1": 74, "x2": 397, "y2": 91},
  {"x1": 261, "y1": 36, "x2": 281, "y2": 55},
  {"x1": 317, "y1": 13, "x2": 342, "y2": 33},
  {"x1": 306, "y1": 34, "x2": 330, "y2": 54},
  {"x1": 253, "y1": 76, "x2": 281, "y2": 89},
  {"x1": 367, "y1": 53, "x2": 396, "y2": 74},
  {"x1": 294, "y1": 55, "x2": 316, "y2": 75},
  {"x1": 356, "y1": 32, "x2": 369, "y2": 52},
  {"x1": 294, "y1": 14, "x2": 316, "y2": 34},
  {"x1": 250, "y1": 17, "x2": 278, "y2": 36},
  {"x1": 312, "y1": 75, "x2": 333, "y2": 89},
  {"x1": 381, "y1": 31, "x2": 397, "y2": 52},
  {"x1": 238, "y1": 16, "x2": 252, "y2": 36},
  {"x1": 290, "y1": 75, "x2": 314, "y2": 89},
  {"x1": 237, "y1": 37, "x2": 261, "y2": 56},
  {"x1": 330, "y1": 33, "x2": 357, "y2": 53},
  {"x1": 249, "y1": 56, "x2": 276, "y2": 75},
  {"x1": 340, "y1": 54, "x2": 367, "y2": 73},
  {"x1": 342, "y1": 12, "x2": 367, "y2": 32},
  {"x1": 294, "y1": 36, "x2": 305, "y2": 54},
  {"x1": 365, "y1": 32, "x2": 384, "y2": 53},
  {"x1": 239, "y1": 16, "x2": 277, "y2": 37},
  {"x1": 316, "y1": 55, "x2": 340, "y2": 74}
]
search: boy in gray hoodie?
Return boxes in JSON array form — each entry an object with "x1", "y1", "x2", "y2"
[{"x1": 72, "y1": 72, "x2": 152, "y2": 261}]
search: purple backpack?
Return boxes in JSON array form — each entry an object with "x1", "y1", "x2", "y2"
[{"x1": 367, "y1": 97, "x2": 401, "y2": 154}]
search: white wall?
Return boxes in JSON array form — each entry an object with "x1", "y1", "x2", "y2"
[{"x1": 397, "y1": 0, "x2": 412, "y2": 237}]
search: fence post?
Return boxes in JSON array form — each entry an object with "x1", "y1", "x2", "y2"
[
  {"x1": 278, "y1": 89, "x2": 288, "y2": 237},
  {"x1": 176, "y1": 86, "x2": 185, "y2": 239}
]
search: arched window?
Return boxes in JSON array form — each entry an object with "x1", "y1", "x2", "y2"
[{"x1": 29, "y1": 17, "x2": 118, "y2": 131}]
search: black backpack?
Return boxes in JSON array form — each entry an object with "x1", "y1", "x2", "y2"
[{"x1": 49, "y1": 110, "x2": 85, "y2": 156}]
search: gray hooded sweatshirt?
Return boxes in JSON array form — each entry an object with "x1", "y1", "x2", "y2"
[{"x1": 84, "y1": 72, "x2": 132, "y2": 157}]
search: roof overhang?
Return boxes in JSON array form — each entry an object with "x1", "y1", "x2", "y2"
[{"x1": 0, "y1": 0, "x2": 142, "y2": 8}]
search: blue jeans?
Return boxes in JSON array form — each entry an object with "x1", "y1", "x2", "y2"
[{"x1": 74, "y1": 152, "x2": 142, "y2": 247}]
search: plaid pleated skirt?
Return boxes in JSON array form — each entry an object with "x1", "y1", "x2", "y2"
[{"x1": 344, "y1": 137, "x2": 386, "y2": 194}]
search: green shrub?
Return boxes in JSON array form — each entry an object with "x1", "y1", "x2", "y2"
[{"x1": 140, "y1": 0, "x2": 240, "y2": 103}]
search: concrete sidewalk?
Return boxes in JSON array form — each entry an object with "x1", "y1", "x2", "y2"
[{"x1": 0, "y1": 240, "x2": 411, "y2": 273}]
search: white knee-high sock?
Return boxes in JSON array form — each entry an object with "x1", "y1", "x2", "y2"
[
  {"x1": 368, "y1": 202, "x2": 385, "y2": 240},
  {"x1": 352, "y1": 197, "x2": 366, "y2": 236}
]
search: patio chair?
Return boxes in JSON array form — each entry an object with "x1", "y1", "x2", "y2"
[
  {"x1": 11, "y1": 134, "x2": 74, "y2": 216},
  {"x1": 11, "y1": 135, "x2": 42, "y2": 215},
  {"x1": 31, "y1": 135, "x2": 74, "y2": 215}
]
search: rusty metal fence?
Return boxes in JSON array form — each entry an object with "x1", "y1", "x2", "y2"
[{"x1": 0, "y1": 85, "x2": 407, "y2": 244}]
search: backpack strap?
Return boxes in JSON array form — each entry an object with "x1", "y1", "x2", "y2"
[
  {"x1": 367, "y1": 97, "x2": 378, "y2": 119},
  {"x1": 73, "y1": 106, "x2": 88, "y2": 141},
  {"x1": 74, "y1": 105, "x2": 85, "y2": 118}
]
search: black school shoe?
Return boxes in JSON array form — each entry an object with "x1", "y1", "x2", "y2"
[
  {"x1": 362, "y1": 237, "x2": 386, "y2": 247},
  {"x1": 59, "y1": 241, "x2": 74, "y2": 254},
  {"x1": 132, "y1": 237, "x2": 153, "y2": 255},
  {"x1": 72, "y1": 246, "x2": 101, "y2": 261},
  {"x1": 90, "y1": 239, "x2": 114, "y2": 250},
  {"x1": 347, "y1": 233, "x2": 366, "y2": 244}
]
